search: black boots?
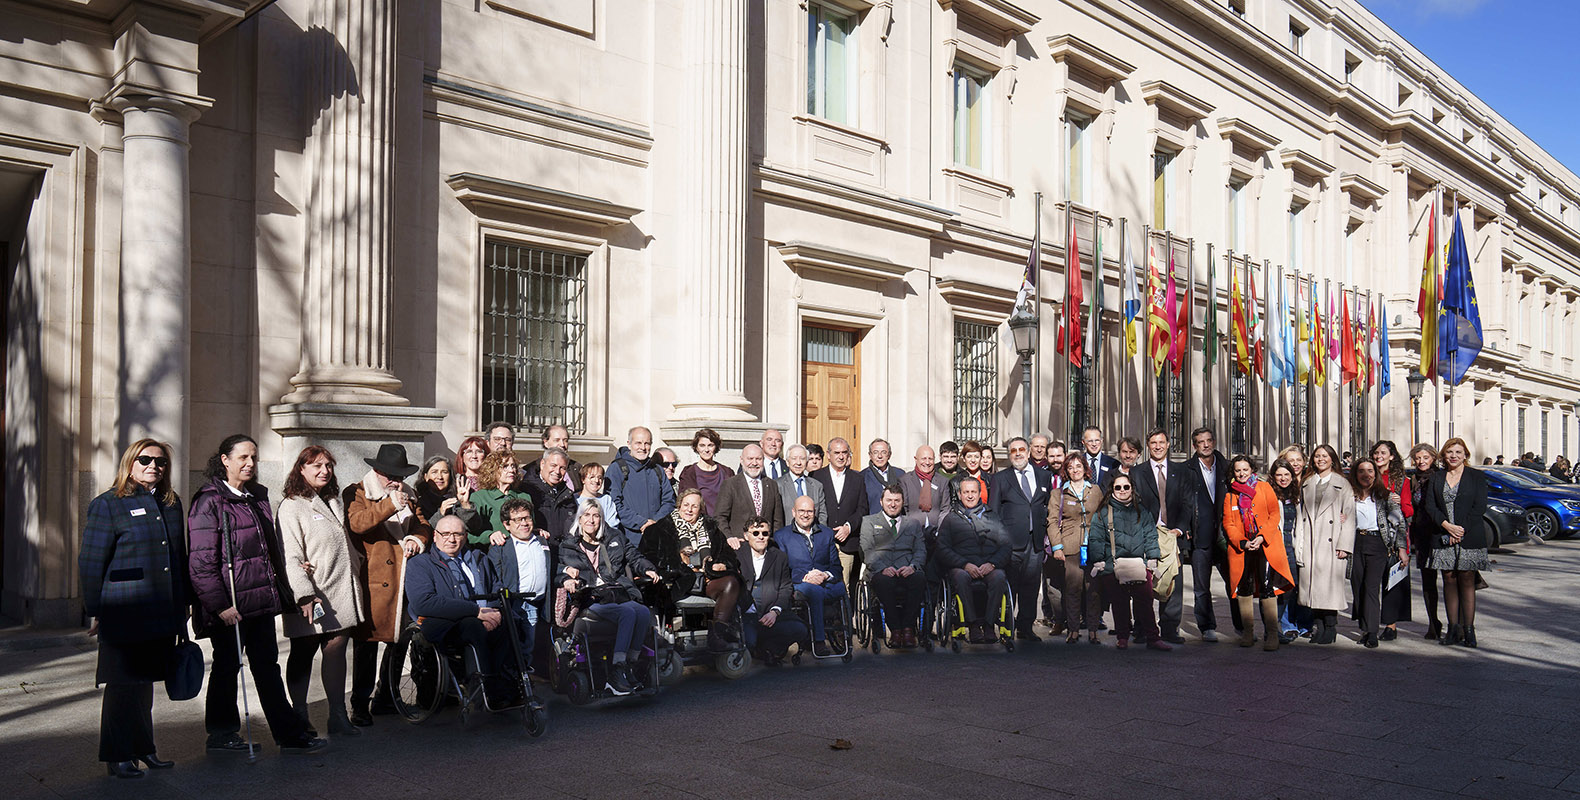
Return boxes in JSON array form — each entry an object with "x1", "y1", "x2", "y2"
[
  {"x1": 1439, "y1": 624, "x2": 1463, "y2": 646},
  {"x1": 1461, "y1": 625, "x2": 1477, "y2": 648}
]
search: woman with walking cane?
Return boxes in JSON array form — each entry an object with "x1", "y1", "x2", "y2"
[{"x1": 188, "y1": 434, "x2": 327, "y2": 755}]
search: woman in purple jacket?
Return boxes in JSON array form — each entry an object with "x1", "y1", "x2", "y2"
[{"x1": 187, "y1": 434, "x2": 326, "y2": 756}]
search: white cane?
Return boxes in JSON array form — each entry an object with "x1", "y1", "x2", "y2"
[{"x1": 221, "y1": 514, "x2": 260, "y2": 763}]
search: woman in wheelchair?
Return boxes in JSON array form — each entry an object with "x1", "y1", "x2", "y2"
[
  {"x1": 404, "y1": 516, "x2": 520, "y2": 706},
  {"x1": 558, "y1": 499, "x2": 663, "y2": 695},
  {"x1": 640, "y1": 489, "x2": 743, "y2": 652}
]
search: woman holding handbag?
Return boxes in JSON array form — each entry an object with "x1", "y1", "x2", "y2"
[
  {"x1": 279, "y1": 445, "x2": 367, "y2": 737},
  {"x1": 1221, "y1": 455, "x2": 1295, "y2": 651},
  {"x1": 1048, "y1": 457, "x2": 1103, "y2": 645},
  {"x1": 1086, "y1": 474, "x2": 1171, "y2": 651},
  {"x1": 80, "y1": 439, "x2": 192, "y2": 778}
]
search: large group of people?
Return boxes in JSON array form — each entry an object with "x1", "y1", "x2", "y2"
[{"x1": 81, "y1": 420, "x2": 1498, "y2": 778}]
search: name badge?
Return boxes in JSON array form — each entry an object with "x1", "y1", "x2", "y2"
[
  {"x1": 129, "y1": 508, "x2": 147, "y2": 517},
  {"x1": 312, "y1": 514, "x2": 326, "y2": 520}
]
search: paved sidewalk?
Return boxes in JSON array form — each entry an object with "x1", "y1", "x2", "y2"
[{"x1": 4, "y1": 539, "x2": 1578, "y2": 800}]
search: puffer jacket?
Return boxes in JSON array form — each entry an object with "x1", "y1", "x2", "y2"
[
  {"x1": 187, "y1": 477, "x2": 288, "y2": 636},
  {"x1": 556, "y1": 527, "x2": 657, "y2": 605},
  {"x1": 1085, "y1": 500, "x2": 1161, "y2": 575},
  {"x1": 606, "y1": 447, "x2": 676, "y2": 535}
]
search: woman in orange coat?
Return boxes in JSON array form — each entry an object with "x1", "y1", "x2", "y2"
[{"x1": 1222, "y1": 455, "x2": 1295, "y2": 651}]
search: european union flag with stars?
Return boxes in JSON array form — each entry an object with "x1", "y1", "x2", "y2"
[{"x1": 1438, "y1": 212, "x2": 1482, "y2": 385}]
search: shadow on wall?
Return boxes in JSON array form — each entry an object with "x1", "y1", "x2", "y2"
[{"x1": 4, "y1": 173, "x2": 42, "y2": 621}]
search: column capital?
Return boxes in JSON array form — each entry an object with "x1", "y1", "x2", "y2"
[{"x1": 103, "y1": 89, "x2": 211, "y2": 124}]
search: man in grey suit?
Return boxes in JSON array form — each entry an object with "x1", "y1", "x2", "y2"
[
  {"x1": 899, "y1": 445, "x2": 950, "y2": 530},
  {"x1": 775, "y1": 444, "x2": 827, "y2": 526}
]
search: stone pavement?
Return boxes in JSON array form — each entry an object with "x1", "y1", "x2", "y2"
[{"x1": 4, "y1": 538, "x2": 1578, "y2": 800}]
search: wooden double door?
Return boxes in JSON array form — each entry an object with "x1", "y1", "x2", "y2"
[{"x1": 801, "y1": 325, "x2": 859, "y2": 452}]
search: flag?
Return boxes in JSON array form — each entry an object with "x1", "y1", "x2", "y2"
[
  {"x1": 1089, "y1": 229, "x2": 1103, "y2": 361},
  {"x1": 1164, "y1": 253, "x2": 1180, "y2": 374},
  {"x1": 1418, "y1": 199, "x2": 1441, "y2": 381},
  {"x1": 1147, "y1": 245, "x2": 1171, "y2": 373},
  {"x1": 1122, "y1": 241, "x2": 1142, "y2": 360},
  {"x1": 1378, "y1": 299, "x2": 1393, "y2": 396},
  {"x1": 1340, "y1": 290, "x2": 1356, "y2": 385},
  {"x1": 1296, "y1": 277, "x2": 1311, "y2": 383},
  {"x1": 1056, "y1": 214, "x2": 1084, "y2": 367},
  {"x1": 1248, "y1": 262, "x2": 1264, "y2": 378},
  {"x1": 1366, "y1": 302, "x2": 1378, "y2": 389},
  {"x1": 1283, "y1": 278, "x2": 1297, "y2": 387},
  {"x1": 1327, "y1": 288, "x2": 1339, "y2": 383},
  {"x1": 1170, "y1": 253, "x2": 1189, "y2": 375},
  {"x1": 1012, "y1": 229, "x2": 1038, "y2": 318},
  {"x1": 1267, "y1": 273, "x2": 1287, "y2": 388},
  {"x1": 1230, "y1": 259, "x2": 1250, "y2": 375},
  {"x1": 1439, "y1": 212, "x2": 1484, "y2": 384},
  {"x1": 1355, "y1": 296, "x2": 1370, "y2": 391},
  {"x1": 1312, "y1": 291, "x2": 1327, "y2": 385},
  {"x1": 1203, "y1": 249, "x2": 1218, "y2": 376}
]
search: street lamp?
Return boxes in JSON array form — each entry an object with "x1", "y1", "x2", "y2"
[
  {"x1": 1007, "y1": 307, "x2": 1038, "y2": 439},
  {"x1": 1407, "y1": 368, "x2": 1427, "y2": 445}
]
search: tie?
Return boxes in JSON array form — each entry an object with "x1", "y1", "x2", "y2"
[
  {"x1": 446, "y1": 555, "x2": 479, "y2": 605},
  {"x1": 918, "y1": 479, "x2": 932, "y2": 512},
  {"x1": 1090, "y1": 455, "x2": 1100, "y2": 477},
  {"x1": 1156, "y1": 463, "x2": 1167, "y2": 525},
  {"x1": 1019, "y1": 469, "x2": 1033, "y2": 501},
  {"x1": 795, "y1": 476, "x2": 805, "y2": 497},
  {"x1": 889, "y1": 517, "x2": 899, "y2": 538},
  {"x1": 750, "y1": 477, "x2": 762, "y2": 514},
  {"x1": 770, "y1": 460, "x2": 781, "y2": 480}
]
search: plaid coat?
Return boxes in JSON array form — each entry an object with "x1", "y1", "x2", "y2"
[{"x1": 79, "y1": 487, "x2": 191, "y2": 643}]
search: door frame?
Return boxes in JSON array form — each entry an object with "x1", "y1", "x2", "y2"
[{"x1": 800, "y1": 321, "x2": 862, "y2": 455}]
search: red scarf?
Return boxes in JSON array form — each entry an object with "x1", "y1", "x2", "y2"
[{"x1": 1230, "y1": 477, "x2": 1259, "y2": 536}]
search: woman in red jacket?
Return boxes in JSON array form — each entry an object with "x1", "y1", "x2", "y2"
[{"x1": 1222, "y1": 455, "x2": 1295, "y2": 651}]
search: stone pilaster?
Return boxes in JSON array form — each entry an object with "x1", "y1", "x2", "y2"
[
  {"x1": 669, "y1": 0, "x2": 755, "y2": 424},
  {"x1": 281, "y1": 0, "x2": 404, "y2": 405}
]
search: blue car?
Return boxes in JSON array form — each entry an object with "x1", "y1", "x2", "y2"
[{"x1": 1484, "y1": 468, "x2": 1580, "y2": 541}]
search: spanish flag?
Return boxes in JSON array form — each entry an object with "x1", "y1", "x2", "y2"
[
  {"x1": 1418, "y1": 199, "x2": 1441, "y2": 381},
  {"x1": 1147, "y1": 245, "x2": 1172, "y2": 373}
]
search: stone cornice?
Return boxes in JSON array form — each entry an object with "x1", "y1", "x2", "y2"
[
  {"x1": 1508, "y1": 194, "x2": 1580, "y2": 255},
  {"x1": 1217, "y1": 117, "x2": 1279, "y2": 154},
  {"x1": 1140, "y1": 80, "x2": 1213, "y2": 122},
  {"x1": 1280, "y1": 148, "x2": 1334, "y2": 180},
  {"x1": 1044, "y1": 34, "x2": 1135, "y2": 84},
  {"x1": 1339, "y1": 172, "x2": 1386, "y2": 203},
  {"x1": 938, "y1": 0, "x2": 1039, "y2": 36},
  {"x1": 776, "y1": 241, "x2": 913, "y2": 285},
  {"x1": 935, "y1": 276, "x2": 1018, "y2": 316},
  {"x1": 754, "y1": 163, "x2": 956, "y2": 235},
  {"x1": 446, "y1": 173, "x2": 642, "y2": 227}
]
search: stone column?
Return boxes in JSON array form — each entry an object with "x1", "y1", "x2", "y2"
[
  {"x1": 270, "y1": 0, "x2": 444, "y2": 476},
  {"x1": 114, "y1": 95, "x2": 205, "y2": 459},
  {"x1": 281, "y1": 0, "x2": 403, "y2": 405},
  {"x1": 670, "y1": 0, "x2": 754, "y2": 424}
]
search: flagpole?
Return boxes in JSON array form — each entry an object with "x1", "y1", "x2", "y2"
[
  {"x1": 1447, "y1": 189, "x2": 1458, "y2": 441},
  {"x1": 1144, "y1": 223, "x2": 1152, "y2": 431},
  {"x1": 1433, "y1": 185, "x2": 1441, "y2": 448},
  {"x1": 1162, "y1": 228, "x2": 1171, "y2": 435},
  {"x1": 1091, "y1": 209, "x2": 1103, "y2": 435},
  {"x1": 1033, "y1": 191, "x2": 1043, "y2": 442},
  {"x1": 1205, "y1": 242, "x2": 1214, "y2": 427},
  {"x1": 1187, "y1": 238, "x2": 1195, "y2": 431},
  {"x1": 1121, "y1": 217, "x2": 1130, "y2": 435},
  {"x1": 1303, "y1": 271, "x2": 1313, "y2": 453},
  {"x1": 1375, "y1": 290, "x2": 1383, "y2": 445}
]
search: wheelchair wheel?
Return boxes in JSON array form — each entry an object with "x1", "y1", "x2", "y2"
[
  {"x1": 522, "y1": 697, "x2": 549, "y2": 737},
  {"x1": 657, "y1": 649, "x2": 683, "y2": 685},
  {"x1": 851, "y1": 581, "x2": 870, "y2": 648},
  {"x1": 950, "y1": 638, "x2": 961, "y2": 653},
  {"x1": 715, "y1": 648, "x2": 749, "y2": 680},
  {"x1": 389, "y1": 630, "x2": 445, "y2": 723},
  {"x1": 565, "y1": 669, "x2": 593, "y2": 706}
]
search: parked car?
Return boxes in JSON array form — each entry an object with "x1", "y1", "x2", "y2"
[
  {"x1": 1502, "y1": 467, "x2": 1580, "y2": 491},
  {"x1": 1484, "y1": 468, "x2": 1580, "y2": 541},
  {"x1": 1483, "y1": 498, "x2": 1528, "y2": 548}
]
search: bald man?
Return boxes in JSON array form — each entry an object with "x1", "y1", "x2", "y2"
[
  {"x1": 900, "y1": 445, "x2": 950, "y2": 531},
  {"x1": 760, "y1": 429, "x2": 788, "y2": 481},
  {"x1": 715, "y1": 444, "x2": 785, "y2": 539}
]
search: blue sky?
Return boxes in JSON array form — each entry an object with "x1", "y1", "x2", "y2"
[{"x1": 1360, "y1": 0, "x2": 1580, "y2": 177}]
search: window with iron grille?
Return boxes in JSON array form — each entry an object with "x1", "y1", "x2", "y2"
[
  {"x1": 1230, "y1": 373, "x2": 1248, "y2": 456},
  {"x1": 1156, "y1": 369, "x2": 1187, "y2": 455},
  {"x1": 953, "y1": 320, "x2": 999, "y2": 444},
  {"x1": 1069, "y1": 363, "x2": 1091, "y2": 445},
  {"x1": 480, "y1": 241, "x2": 588, "y2": 433},
  {"x1": 1348, "y1": 393, "x2": 1368, "y2": 457},
  {"x1": 1293, "y1": 383, "x2": 1309, "y2": 450},
  {"x1": 1518, "y1": 406, "x2": 1526, "y2": 456},
  {"x1": 1542, "y1": 410, "x2": 1549, "y2": 462}
]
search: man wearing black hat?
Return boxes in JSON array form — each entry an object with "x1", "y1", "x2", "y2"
[{"x1": 345, "y1": 444, "x2": 433, "y2": 726}]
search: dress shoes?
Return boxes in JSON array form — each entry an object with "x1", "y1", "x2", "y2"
[
  {"x1": 1363, "y1": 633, "x2": 1379, "y2": 648},
  {"x1": 205, "y1": 733, "x2": 252, "y2": 753},
  {"x1": 1015, "y1": 629, "x2": 1042, "y2": 643},
  {"x1": 106, "y1": 761, "x2": 145, "y2": 779},
  {"x1": 1146, "y1": 639, "x2": 1174, "y2": 651},
  {"x1": 1424, "y1": 621, "x2": 1443, "y2": 640},
  {"x1": 1380, "y1": 627, "x2": 1397, "y2": 641},
  {"x1": 135, "y1": 754, "x2": 174, "y2": 769},
  {"x1": 280, "y1": 736, "x2": 329, "y2": 755}
]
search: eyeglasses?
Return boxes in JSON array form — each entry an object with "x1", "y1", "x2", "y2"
[
  {"x1": 661, "y1": 461, "x2": 678, "y2": 468},
  {"x1": 506, "y1": 516, "x2": 533, "y2": 524},
  {"x1": 434, "y1": 530, "x2": 466, "y2": 539},
  {"x1": 135, "y1": 455, "x2": 170, "y2": 468}
]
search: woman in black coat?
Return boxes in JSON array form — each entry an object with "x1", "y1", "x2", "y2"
[
  {"x1": 639, "y1": 488, "x2": 743, "y2": 652},
  {"x1": 1408, "y1": 444, "x2": 1445, "y2": 640},
  {"x1": 79, "y1": 439, "x2": 190, "y2": 778},
  {"x1": 1419, "y1": 438, "x2": 1489, "y2": 647}
]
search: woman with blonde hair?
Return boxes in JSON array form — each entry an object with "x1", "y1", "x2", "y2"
[
  {"x1": 81, "y1": 439, "x2": 190, "y2": 777},
  {"x1": 1421, "y1": 438, "x2": 1489, "y2": 647}
]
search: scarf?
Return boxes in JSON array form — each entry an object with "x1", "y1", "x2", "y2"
[
  {"x1": 914, "y1": 468, "x2": 934, "y2": 483},
  {"x1": 671, "y1": 511, "x2": 709, "y2": 553},
  {"x1": 1230, "y1": 477, "x2": 1259, "y2": 536}
]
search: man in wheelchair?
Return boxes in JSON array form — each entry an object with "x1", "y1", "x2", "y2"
[
  {"x1": 487, "y1": 497, "x2": 552, "y2": 669},
  {"x1": 773, "y1": 495, "x2": 847, "y2": 657},
  {"x1": 859, "y1": 483, "x2": 927, "y2": 648},
  {"x1": 934, "y1": 480, "x2": 1011, "y2": 644},
  {"x1": 558, "y1": 499, "x2": 663, "y2": 696},
  {"x1": 405, "y1": 515, "x2": 519, "y2": 705},
  {"x1": 737, "y1": 516, "x2": 808, "y2": 663}
]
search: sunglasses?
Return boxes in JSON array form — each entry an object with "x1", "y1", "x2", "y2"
[
  {"x1": 1112, "y1": 484, "x2": 1133, "y2": 491},
  {"x1": 746, "y1": 530, "x2": 770, "y2": 538},
  {"x1": 661, "y1": 461, "x2": 678, "y2": 468},
  {"x1": 135, "y1": 455, "x2": 170, "y2": 468}
]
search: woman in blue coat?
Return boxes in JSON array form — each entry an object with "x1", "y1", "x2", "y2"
[{"x1": 80, "y1": 439, "x2": 190, "y2": 778}]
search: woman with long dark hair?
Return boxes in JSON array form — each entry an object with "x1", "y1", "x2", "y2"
[
  {"x1": 1295, "y1": 445, "x2": 1355, "y2": 645},
  {"x1": 188, "y1": 434, "x2": 325, "y2": 755},
  {"x1": 1369, "y1": 441, "x2": 1413, "y2": 639},
  {"x1": 1222, "y1": 455, "x2": 1294, "y2": 651},
  {"x1": 1408, "y1": 444, "x2": 1444, "y2": 639},
  {"x1": 1348, "y1": 459, "x2": 1406, "y2": 648},
  {"x1": 1085, "y1": 473, "x2": 1171, "y2": 651},
  {"x1": 81, "y1": 439, "x2": 190, "y2": 777},
  {"x1": 1421, "y1": 438, "x2": 1489, "y2": 647},
  {"x1": 279, "y1": 445, "x2": 366, "y2": 737},
  {"x1": 1268, "y1": 460, "x2": 1308, "y2": 642}
]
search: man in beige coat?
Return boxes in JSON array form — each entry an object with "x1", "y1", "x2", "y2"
[{"x1": 344, "y1": 444, "x2": 431, "y2": 726}]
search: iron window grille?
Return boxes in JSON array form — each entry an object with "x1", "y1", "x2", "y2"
[
  {"x1": 480, "y1": 241, "x2": 588, "y2": 434},
  {"x1": 1348, "y1": 393, "x2": 1368, "y2": 457},
  {"x1": 953, "y1": 320, "x2": 999, "y2": 444}
]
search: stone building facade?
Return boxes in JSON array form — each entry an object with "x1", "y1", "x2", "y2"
[{"x1": 3, "y1": 0, "x2": 1577, "y2": 625}]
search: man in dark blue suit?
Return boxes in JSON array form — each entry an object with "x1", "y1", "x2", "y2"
[
  {"x1": 1078, "y1": 426, "x2": 1123, "y2": 490},
  {"x1": 486, "y1": 497, "x2": 552, "y2": 668},
  {"x1": 989, "y1": 437, "x2": 1053, "y2": 640},
  {"x1": 1130, "y1": 429, "x2": 1196, "y2": 643},
  {"x1": 860, "y1": 438, "x2": 903, "y2": 514},
  {"x1": 773, "y1": 495, "x2": 847, "y2": 656},
  {"x1": 406, "y1": 515, "x2": 515, "y2": 701},
  {"x1": 737, "y1": 515, "x2": 809, "y2": 661},
  {"x1": 1184, "y1": 426, "x2": 1240, "y2": 640}
]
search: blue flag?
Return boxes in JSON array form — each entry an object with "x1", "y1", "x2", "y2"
[
  {"x1": 1378, "y1": 299, "x2": 1392, "y2": 397},
  {"x1": 1438, "y1": 213, "x2": 1482, "y2": 385}
]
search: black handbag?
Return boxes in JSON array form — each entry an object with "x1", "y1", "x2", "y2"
[{"x1": 166, "y1": 633, "x2": 204, "y2": 701}]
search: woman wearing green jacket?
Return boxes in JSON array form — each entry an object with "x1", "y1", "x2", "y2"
[
  {"x1": 1087, "y1": 473, "x2": 1172, "y2": 651},
  {"x1": 469, "y1": 450, "x2": 531, "y2": 548}
]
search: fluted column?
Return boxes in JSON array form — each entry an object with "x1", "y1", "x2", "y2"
[
  {"x1": 670, "y1": 0, "x2": 754, "y2": 422},
  {"x1": 282, "y1": 0, "x2": 405, "y2": 405},
  {"x1": 115, "y1": 95, "x2": 205, "y2": 455}
]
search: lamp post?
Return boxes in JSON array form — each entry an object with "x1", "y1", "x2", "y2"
[
  {"x1": 1407, "y1": 368, "x2": 1426, "y2": 445},
  {"x1": 1008, "y1": 308, "x2": 1038, "y2": 439}
]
